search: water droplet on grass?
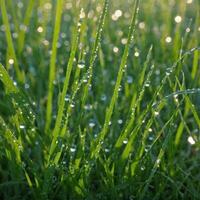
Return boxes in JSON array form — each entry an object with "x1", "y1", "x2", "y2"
[
  {"x1": 70, "y1": 147, "x2": 76, "y2": 153},
  {"x1": 134, "y1": 51, "x2": 139, "y2": 57},
  {"x1": 174, "y1": 15, "x2": 182, "y2": 23},
  {"x1": 186, "y1": 0, "x2": 193, "y2": 4},
  {"x1": 118, "y1": 119, "x2": 123, "y2": 124},
  {"x1": 80, "y1": 8, "x2": 86, "y2": 19},
  {"x1": 8, "y1": 58, "x2": 14, "y2": 65},
  {"x1": 113, "y1": 46, "x2": 119, "y2": 53},
  {"x1": 186, "y1": 27, "x2": 190, "y2": 33},
  {"x1": 89, "y1": 122, "x2": 95, "y2": 128},
  {"x1": 127, "y1": 76, "x2": 133, "y2": 84},
  {"x1": 19, "y1": 125, "x2": 25, "y2": 129},
  {"x1": 156, "y1": 159, "x2": 161, "y2": 165},
  {"x1": 123, "y1": 139, "x2": 128, "y2": 144},
  {"x1": 145, "y1": 81, "x2": 150, "y2": 87},
  {"x1": 37, "y1": 26, "x2": 43, "y2": 33},
  {"x1": 101, "y1": 94, "x2": 107, "y2": 101},
  {"x1": 70, "y1": 103, "x2": 75, "y2": 108},
  {"x1": 104, "y1": 148, "x2": 110, "y2": 153},
  {"x1": 165, "y1": 36, "x2": 172, "y2": 43},
  {"x1": 78, "y1": 61, "x2": 85, "y2": 69},
  {"x1": 148, "y1": 128, "x2": 152, "y2": 132},
  {"x1": 187, "y1": 136, "x2": 195, "y2": 145}
]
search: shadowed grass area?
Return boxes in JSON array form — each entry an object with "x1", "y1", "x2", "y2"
[{"x1": 0, "y1": 0, "x2": 200, "y2": 199}]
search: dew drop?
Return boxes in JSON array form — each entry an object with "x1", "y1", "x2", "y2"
[
  {"x1": 19, "y1": 125, "x2": 25, "y2": 129},
  {"x1": 134, "y1": 51, "x2": 139, "y2": 57},
  {"x1": 174, "y1": 15, "x2": 182, "y2": 23},
  {"x1": 148, "y1": 128, "x2": 152, "y2": 132},
  {"x1": 70, "y1": 103, "x2": 75, "y2": 108},
  {"x1": 8, "y1": 58, "x2": 14, "y2": 65},
  {"x1": 187, "y1": 136, "x2": 195, "y2": 145},
  {"x1": 165, "y1": 36, "x2": 172, "y2": 43},
  {"x1": 101, "y1": 94, "x2": 107, "y2": 101},
  {"x1": 89, "y1": 122, "x2": 95, "y2": 128},
  {"x1": 154, "y1": 111, "x2": 159, "y2": 116},
  {"x1": 78, "y1": 61, "x2": 85, "y2": 69},
  {"x1": 123, "y1": 139, "x2": 128, "y2": 144},
  {"x1": 105, "y1": 148, "x2": 110, "y2": 153},
  {"x1": 117, "y1": 119, "x2": 123, "y2": 125},
  {"x1": 127, "y1": 76, "x2": 133, "y2": 84},
  {"x1": 70, "y1": 147, "x2": 76, "y2": 153},
  {"x1": 145, "y1": 81, "x2": 150, "y2": 87}
]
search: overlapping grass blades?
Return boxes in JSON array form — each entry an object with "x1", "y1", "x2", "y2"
[{"x1": 90, "y1": 0, "x2": 140, "y2": 159}]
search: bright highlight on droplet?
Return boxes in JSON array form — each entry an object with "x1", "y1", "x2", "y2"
[
  {"x1": 123, "y1": 139, "x2": 128, "y2": 144},
  {"x1": 19, "y1": 125, "x2": 25, "y2": 129},
  {"x1": 148, "y1": 128, "x2": 152, "y2": 132},
  {"x1": 115, "y1": 10, "x2": 122, "y2": 17},
  {"x1": 113, "y1": 46, "x2": 119, "y2": 53},
  {"x1": 112, "y1": 9, "x2": 123, "y2": 21},
  {"x1": 42, "y1": 40, "x2": 49, "y2": 46},
  {"x1": 187, "y1": 136, "x2": 195, "y2": 145},
  {"x1": 117, "y1": 119, "x2": 123, "y2": 124},
  {"x1": 186, "y1": 27, "x2": 190, "y2": 33},
  {"x1": 8, "y1": 58, "x2": 14, "y2": 65},
  {"x1": 165, "y1": 36, "x2": 172, "y2": 43},
  {"x1": 139, "y1": 22, "x2": 145, "y2": 29},
  {"x1": 44, "y1": 2, "x2": 52, "y2": 10},
  {"x1": 186, "y1": 0, "x2": 193, "y2": 4},
  {"x1": 37, "y1": 26, "x2": 43, "y2": 33},
  {"x1": 89, "y1": 122, "x2": 95, "y2": 128},
  {"x1": 121, "y1": 38, "x2": 127, "y2": 45},
  {"x1": 174, "y1": 15, "x2": 182, "y2": 23},
  {"x1": 80, "y1": 8, "x2": 86, "y2": 19},
  {"x1": 134, "y1": 51, "x2": 139, "y2": 57}
]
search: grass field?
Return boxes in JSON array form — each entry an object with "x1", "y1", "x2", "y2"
[{"x1": 0, "y1": 0, "x2": 200, "y2": 199}]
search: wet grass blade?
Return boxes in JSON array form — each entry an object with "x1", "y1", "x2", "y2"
[
  {"x1": 45, "y1": 0, "x2": 64, "y2": 132},
  {"x1": 81, "y1": 0, "x2": 109, "y2": 107},
  {"x1": 0, "y1": 0, "x2": 24, "y2": 83},
  {"x1": 90, "y1": 0, "x2": 140, "y2": 159},
  {"x1": 17, "y1": 0, "x2": 35, "y2": 55},
  {"x1": 48, "y1": 23, "x2": 80, "y2": 162}
]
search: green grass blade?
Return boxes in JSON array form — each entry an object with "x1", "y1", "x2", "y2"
[
  {"x1": 48, "y1": 24, "x2": 80, "y2": 161},
  {"x1": 90, "y1": 0, "x2": 140, "y2": 159},
  {"x1": 0, "y1": 0, "x2": 24, "y2": 83},
  {"x1": 81, "y1": 0, "x2": 109, "y2": 107},
  {"x1": 45, "y1": 0, "x2": 64, "y2": 132},
  {"x1": 17, "y1": 0, "x2": 35, "y2": 55}
]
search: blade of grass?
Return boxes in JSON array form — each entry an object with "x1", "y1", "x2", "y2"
[
  {"x1": 90, "y1": 0, "x2": 140, "y2": 159},
  {"x1": 47, "y1": 0, "x2": 109, "y2": 163},
  {"x1": 17, "y1": 0, "x2": 35, "y2": 55},
  {"x1": 81, "y1": 0, "x2": 109, "y2": 108},
  {"x1": 48, "y1": 23, "x2": 80, "y2": 162},
  {"x1": 45, "y1": 0, "x2": 64, "y2": 132},
  {"x1": 0, "y1": 0, "x2": 24, "y2": 83}
]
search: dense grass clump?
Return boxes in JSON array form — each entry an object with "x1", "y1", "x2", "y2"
[{"x1": 0, "y1": 0, "x2": 200, "y2": 199}]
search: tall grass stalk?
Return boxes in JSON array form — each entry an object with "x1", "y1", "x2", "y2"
[{"x1": 45, "y1": 0, "x2": 64, "y2": 132}]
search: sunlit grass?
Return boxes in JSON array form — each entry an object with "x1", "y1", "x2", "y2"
[{"x1": 0, "y1": 0, "x2": 200, "y2": 199}]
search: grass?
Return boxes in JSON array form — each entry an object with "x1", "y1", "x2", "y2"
[{"x1": 0, "y1": 0, "x2": 200, "y2": 199}]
